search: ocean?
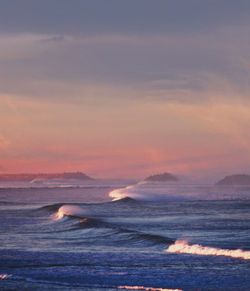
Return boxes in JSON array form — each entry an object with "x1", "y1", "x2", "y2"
[{"x1": 0, "y1": 180, "x2": 250, "y2": 290}]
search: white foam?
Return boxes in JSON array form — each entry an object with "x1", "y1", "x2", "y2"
[
  {"x1": 166, "y1": 240, "x2": 250, "y2": 260},
  {"x1": 0, "y1": 274, "x2": 11, "y2": 280},
  {"x1": 54, "y1": 205, "x2": 85, "y2": 220},
  {"x1": 109, "y1": 185, "x2": 137, "y2": 201}
]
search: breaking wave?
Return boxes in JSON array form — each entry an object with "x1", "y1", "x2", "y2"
[
  {"x1": 54, "y1": 205, "x2": 86, "y2": 220},
  {"x1": 0, "y1": 274, "x2": 11, "y2": 280},
  {"x1": 109, "y1": 181, "x2": 250, "y2": 201},
  {"x1": 47, "y1": 204, "x2": 174, "y2": 245},
  {"x1": 109, "y1": 183, "x2": 186, "y2": 201},
  {"x1": 166, "y1": 240, "x2": 250, "y2": 260}
]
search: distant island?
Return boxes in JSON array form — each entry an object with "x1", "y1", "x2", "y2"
[
  {"x1": 144, "y1": 172, "x2": 178, "y2": 182},
  {"x1": 216, "y1": 174, "x2": 250, "y2": 186},
  {"x1": 0, "y1": 172, "x2": 94, "y2": 182}
]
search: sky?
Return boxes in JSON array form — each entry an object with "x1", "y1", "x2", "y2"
[{"x1": 0, "y1": 0, "x2": 250, "y2": 180}]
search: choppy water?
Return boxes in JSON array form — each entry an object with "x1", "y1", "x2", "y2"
[{"x1": 0, "y1": 181, "x2": 250, "y2": 290}]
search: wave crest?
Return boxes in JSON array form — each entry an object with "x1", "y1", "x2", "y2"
[
  {"x1": 55, "y1": 205, "x2": 86, "y2": 220},
  {"x1": 166, "y1": 240, "x2": 250, "y2": 260},
  {"x1": 0, "y1": 274, "x2": 11, "y2": 280},
  {"x1": 52, "y1": 204, "x2": 173, "y2": 245},
  {"x1": 109, "y1": 181, "x2": 250, "y2": 202}
]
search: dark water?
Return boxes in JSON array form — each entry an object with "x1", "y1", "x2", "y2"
[{"x1": 0, "y1": 182, "x2": 250, "y2": 290}]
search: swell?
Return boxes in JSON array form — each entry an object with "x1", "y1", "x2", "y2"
[
  {"x1": 124, "y1": 231, "x2": 174, "y2": 245},
  {"x1": 166, "y1": 240, "x2": 250, "y2": 260},
  {"x1": 108, "y1": 184, "x2": 193, "y2": 202},
  {"x1": 40, "y1": 203, "x2": 66, "y2": 212},
  {"x1": 45, "y1": 204, "x2": 174, "y2": 245},
  {"x1": 40, "y1": 197, "x2": 139, "y2": 213}
]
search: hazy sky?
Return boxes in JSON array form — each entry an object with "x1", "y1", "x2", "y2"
[{"x1": 0, "y1": 0, "x2": 250, "y2": 179}]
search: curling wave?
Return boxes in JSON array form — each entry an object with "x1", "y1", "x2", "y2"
[
  {"x1": 109, "y1": 182, "x2": 199, "y2": 202},
  {"x1": 166, "y1": 240, "x2": 250, "y2": 260},
  {"x1": 109, "y1": 181, "x2": 250, "y2": 201},
  {"x1": 54, "y1": 205, "x2": 86, "y2": 220},
  {"x1": 51, "y1": 204, "x2": 173, "y2": 245}
]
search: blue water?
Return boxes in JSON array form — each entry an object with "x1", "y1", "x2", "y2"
[{"x1": 0, "y1": 181, "x2": 250, "y2": 290}]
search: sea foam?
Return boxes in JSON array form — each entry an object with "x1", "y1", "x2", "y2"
[
  {"x1": 0, "y1": 274, "x2": 11, "y2": 280},
  {"x1": 55, "y1": 205, "x2": 85, "y2": 220},
  {"x1": 166, "y1": 240, "x2": 250, "y2": 260}
]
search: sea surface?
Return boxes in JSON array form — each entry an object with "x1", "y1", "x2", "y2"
[{"x1": 0, "y1": 180, "x2": 250, "y2": 290}]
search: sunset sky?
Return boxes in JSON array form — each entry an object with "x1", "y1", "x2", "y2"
[{"x1": 0, "y1": 0, "x2": 250, "y2": 179}]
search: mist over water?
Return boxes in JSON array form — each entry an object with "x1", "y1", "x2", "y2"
[{"x1": 109, "y1": 181, "x2": 250, "y2": 201}]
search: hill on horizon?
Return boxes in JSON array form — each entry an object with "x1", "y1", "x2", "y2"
[
  {"x1": 144, "y1": 172, "x2": 178, "y2": 182},
  {"x1": 216, "y1": 174, "x2": 250, "y2": 186}
]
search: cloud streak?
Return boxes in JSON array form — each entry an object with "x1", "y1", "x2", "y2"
[{"x1": 0, "y1": 28, "x2": 249, "y2": 103}]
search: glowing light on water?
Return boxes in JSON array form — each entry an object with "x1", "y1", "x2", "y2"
[{"x1": 166, "y1": 240, "x2": 250, "y2": 260}]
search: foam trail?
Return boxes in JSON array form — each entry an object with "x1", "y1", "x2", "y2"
[
  {"x1": 166, "y1": 240, "x2": 250, "y2": 260},
  {"x1": 118, "y1": 286, "x2": 182, "y2": 291},
  {"x1": 54, "y1": 205, "x2": 85, "y2": 220}
]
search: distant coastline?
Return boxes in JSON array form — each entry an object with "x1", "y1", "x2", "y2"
[{"x1": 0, "y1": 172, "x2": 94, "y2": 182}]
